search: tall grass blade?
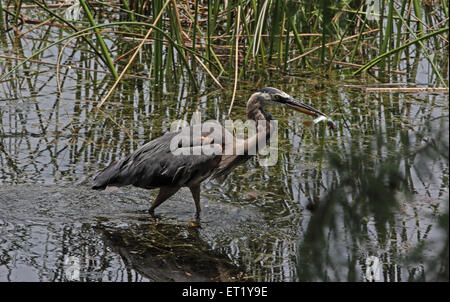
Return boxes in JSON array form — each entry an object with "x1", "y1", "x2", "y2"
[
  {"x1": 0, "y1": 0, "x2": 6, "y2": 45},
  {"x1": 29, "y1": 0, "x2": 107, "y2": 67},
  {"x1": 380, "y1": 0, "x2": 394, "y2": 56},
  {"x1": 0, "y1": 20, "x2": 198, "y2": 85},
  {"x1": 122, "y1": 0, "x2": 135, "y2": 22},
  {"x1": 391, "y1": 4, "x2": 447, "y2": 87},
  {"x1": 353, "y1": 26, "x2": 449, "y2": 87},
  {"x1": 153, "y1": 0, "x2": 164, "y2": 83},
  {"x1": 253, "y1": 0, "x2": 269, "y2": 58},
  {"x1": 79, "y1": 0, "x2": 118, "y2": 79},
  {"x1": 413, "y1": 0, "x2": 424, "y2": 34}
]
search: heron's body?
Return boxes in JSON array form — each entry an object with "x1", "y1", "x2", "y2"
[{"x1": 92, "y1": 88, "x2": 335, "y2": 217}]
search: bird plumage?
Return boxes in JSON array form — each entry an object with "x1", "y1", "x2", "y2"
[
  {"x1": 92, "y1": 126, "x2": 224, "y2": 191},
  {"x1": 92, "y1": 87, "x2": 335, "y2": 217}
]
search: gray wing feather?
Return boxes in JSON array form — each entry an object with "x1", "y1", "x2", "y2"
[{"x1": 92, "y1": 125, "x2": 222, "y2": 190}]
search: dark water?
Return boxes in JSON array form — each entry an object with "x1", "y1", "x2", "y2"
[{"x1": 0, "y1": 20, "x2": 448, "y2": 282}]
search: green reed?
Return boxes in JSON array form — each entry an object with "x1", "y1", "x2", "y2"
[
  {"x1": 152, "y1": 0, "x2": 163, "y2": 83},
  {"x1": 79, "y1": 0, "x2": 118, "y2": 79},
  {"x1": 0, "y1": 0, "x2": 448, "y2": 92}
]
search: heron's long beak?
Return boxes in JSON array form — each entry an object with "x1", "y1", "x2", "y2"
[{"x1": 286, "y1": 97, "x2": 337, "y2": 131}]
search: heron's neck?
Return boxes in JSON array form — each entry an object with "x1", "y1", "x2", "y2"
[
  {"x1": 246, "y1": 96, "x2": 272, "y2": 122},
  {"x1": 245, "y1": 96, "x2": 273, "y2": 153}
]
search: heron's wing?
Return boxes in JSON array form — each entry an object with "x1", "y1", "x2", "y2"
[
  {"x1": 92, "y1": 125, "x2": 223, "y2": 190},
  {"x1": 199, "y1": 122, "x2": 251, "y2": 180},
  {"x1": 177, "y1": 122, "x2": 251, "y2": 181}
]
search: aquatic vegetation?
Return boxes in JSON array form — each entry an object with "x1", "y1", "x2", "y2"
[
  {"x1": 0, "y1": 0, "x2": 448, "y2": 282},
  {"x1": 0, "y1": 0, "x2": 448, "y2": 90}
]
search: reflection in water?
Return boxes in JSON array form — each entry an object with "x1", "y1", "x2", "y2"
[
  {"x1": 0, "y1": 184, "x2": 262, "y2": 281},
  {"x1": 295, "y1": 124, "x2": 449, "y2": 281},
  {"x1": 97, "y1": 221, "x2": 243, "y2": 282}
]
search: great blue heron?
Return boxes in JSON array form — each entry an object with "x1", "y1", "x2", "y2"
[{"x1": 92, "y1": 87, "x2": 336, "y2": 217}]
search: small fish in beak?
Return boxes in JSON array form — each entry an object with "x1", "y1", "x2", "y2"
[{"x1": 285, "y1": 97, "x2": 337, "y2": 131}]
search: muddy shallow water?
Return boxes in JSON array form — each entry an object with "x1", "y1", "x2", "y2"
[{"x1": 0, "y1": 184, "x2": 264, "y2": 281}]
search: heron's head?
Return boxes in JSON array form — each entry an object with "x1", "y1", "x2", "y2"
[{"x1": 250, "y1": 87, "x2": 336, "y2": 130}]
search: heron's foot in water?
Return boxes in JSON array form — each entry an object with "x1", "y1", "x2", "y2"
[
  {"x1": 188, "y1": 218, "x2": 201, "y2": 228},
  {"x1": 148, "y1": 208, "x2": 162, "y2": 219}
]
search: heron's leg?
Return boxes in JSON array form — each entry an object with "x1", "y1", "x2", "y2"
[
  {"x1": 189, "y1": 184, "x2": 201, "y2": 217},
  {"x1": 149, "y1": 186, "x2": 180, "y2": 215}
]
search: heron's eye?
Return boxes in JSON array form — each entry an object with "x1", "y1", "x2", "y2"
[{"x1": 275, "y1": 94, "x2": 285, "y2": 102}]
